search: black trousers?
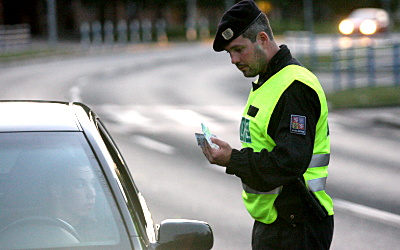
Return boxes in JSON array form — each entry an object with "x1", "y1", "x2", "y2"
[{"x1": 252, "y1": 215, "x2": 334, "y2": 250}]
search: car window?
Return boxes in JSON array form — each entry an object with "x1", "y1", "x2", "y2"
[
  {"x1": 0, "y1": 132, "x2": 128, "y2": 249},
  {"x1": 97, "y1": 121, "x2": 156, "y2": 244}
]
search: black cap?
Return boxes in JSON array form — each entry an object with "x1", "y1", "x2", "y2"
[{"x1": 213, "y1": 0, "x2": 262, "y2": 52}]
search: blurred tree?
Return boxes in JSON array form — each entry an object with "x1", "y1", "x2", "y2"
[
  {"x1": 197, "y1": 0, "x2": 225, "y2": 7},
  {"x1": 3, "y1": 0, "x2": 40, "y2": 24},
  {"x1": 1, "y1": 0, "x2": 396, "y2": 39},
  {"x1": 0, "y1": 0, "x2": 4, "y2": 25}
]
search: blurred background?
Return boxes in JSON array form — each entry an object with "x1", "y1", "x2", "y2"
[
  {"x1": 1, "y1": 0, "x2": 400, "y2": 41},
  {"x1": 1, "y1": 1, "x2": 400, "y2": 249}
]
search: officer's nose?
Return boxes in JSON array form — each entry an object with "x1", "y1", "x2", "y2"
[{"x1": 230, "y1": 53, "x2": 239, "y2": 65}]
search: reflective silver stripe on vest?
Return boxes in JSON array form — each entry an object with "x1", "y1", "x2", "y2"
[
  {"x1": 307, "y1": 154, "x2": 329, "y2": 192},
  {"x1": 307, "y1": 154, "x2": 331, "y2": 192},
  {"x1": 242, "y1": 183, "x2": 282, "y2": 195},
  {"x1": 308, "y1": 154, "x2": 330, "y2": 168},
  {"x1": 242, "y1": 154, "x2": 330, "y2": 194},
  {"x1": 308, "y1": 177, "x2": 327, "y2": 192}
]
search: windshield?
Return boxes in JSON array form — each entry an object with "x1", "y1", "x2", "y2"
[
  {"x1": 350, "y1": 9, "x2": 380, "y2": 19},
  {"x1": 0, "y1": 132, "x2": 129, "y2": 249}
]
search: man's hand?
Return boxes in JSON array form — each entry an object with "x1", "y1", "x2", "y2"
[{"x1": 202, "y1": 137, "x2": 232, "y2": 166}]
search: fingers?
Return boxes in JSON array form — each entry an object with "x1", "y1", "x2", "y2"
[
  {"x1": 210, "y1": 137, "x2": 219, "y2": 145},
  {"x1": 210, "y1": 137, "x2": 228, "y2": 149},
  {"x1": 202, "y1": 140, "x2": 215, "y2": 163},
  {"x1": 202, "y1": 138, "x2": 231, "y2": 166},
  {"x1": 202, "y1": 141, "x2": 212, "y2": 160}
]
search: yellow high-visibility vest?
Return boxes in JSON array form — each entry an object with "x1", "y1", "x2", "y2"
[{"x1": 239, "y1": 65, "x2": 334, "y2": 224}]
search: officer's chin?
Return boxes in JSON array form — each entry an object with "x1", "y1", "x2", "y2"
[{"x1": 241, "y1": 70, "x2": 257, "y2": 78}]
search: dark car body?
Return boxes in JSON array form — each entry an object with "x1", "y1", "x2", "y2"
[{"x1": 0, "y1": 101, "x2": 213, "y2": 249}]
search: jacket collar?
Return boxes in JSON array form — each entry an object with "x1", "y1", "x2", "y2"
[{"x1": 252, "y1": 44, "x2": 295, "y2": 90}]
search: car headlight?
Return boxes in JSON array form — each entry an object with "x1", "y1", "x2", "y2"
[
  {"x1": 339, "y1": 20, "x2": 354, "y2": 35},
  {"x1": 360, "y1": 20, "x2": 377, "y2": 35}
]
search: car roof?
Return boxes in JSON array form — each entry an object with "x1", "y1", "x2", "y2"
[
  {"x1": 0, "y1": 101, "x2": 89, "y2": 132},
  {"x1": 350, "y1": 8, "x2": 388, "y2": 18}
]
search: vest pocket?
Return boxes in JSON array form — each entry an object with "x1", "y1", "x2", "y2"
[{"x1": 247, "y1": 105, "x2": 259, "y2": 117}]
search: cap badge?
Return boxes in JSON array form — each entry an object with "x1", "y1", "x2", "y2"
[{"x1": 222, "y1": 28, "x2": 234, "y2": 40}]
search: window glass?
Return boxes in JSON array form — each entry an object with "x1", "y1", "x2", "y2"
[
  {"x1": 97, "y1": 122, "x2": 155, "y2": 241},
  {"x1": 0, "y1": 132, "x2": 129, "y2": 249}
]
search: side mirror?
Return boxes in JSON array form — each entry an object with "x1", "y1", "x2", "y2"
[{"x1": 155, "y1": 219, "x2": 213, "y2": 250}]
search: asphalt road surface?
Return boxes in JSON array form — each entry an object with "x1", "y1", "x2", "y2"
[{"x1": 0, "y1": 42, "x2": 399, "y2": 249}]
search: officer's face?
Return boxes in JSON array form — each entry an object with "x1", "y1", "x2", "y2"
[{"x1": 225, "y1": 35, "x2": 268, "y2": 78}]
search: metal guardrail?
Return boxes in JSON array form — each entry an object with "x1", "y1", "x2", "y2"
[
  {"x1": 332, "y1": 44, "x2": 400, "y2": 91},
  {"x1": 79, "y1": 19, "x2": 211, "y2": 46},
  {"x1": 284, "y1": 31, "x2": 400, "y2": 92},
  {"x1": 80, "y1": 19, "x2": 167, "y2": 46},
  {"x1": 0, "y1": 24, "x2": 31, "y2": 51}
]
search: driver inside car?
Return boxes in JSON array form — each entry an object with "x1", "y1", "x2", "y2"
[{"x1": 47, "y1": 163, "x2": 98, "y2": 241}]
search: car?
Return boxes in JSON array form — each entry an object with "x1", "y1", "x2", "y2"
[
  {"x1": 0, "y1": 100, "x2": 213, "y2": 250},
  {"x1": 338, "y1": 8, "x2": 391, "y2": 36}
]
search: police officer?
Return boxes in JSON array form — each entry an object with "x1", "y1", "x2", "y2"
[{"x1": 202, "y1": 0, "x2": 334, "y2": 249}]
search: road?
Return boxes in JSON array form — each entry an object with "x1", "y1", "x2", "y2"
[{"x1": 0, "y1": 42, "x2": 399, "y2": 249}]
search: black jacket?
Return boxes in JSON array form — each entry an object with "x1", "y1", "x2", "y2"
[{"x1": 226, "y1": 45, "x2": 322, "y2": 223}]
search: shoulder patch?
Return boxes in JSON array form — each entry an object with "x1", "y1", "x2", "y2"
[{"x1": 290, "y1": 115, "x2": 306, "y2": 135}]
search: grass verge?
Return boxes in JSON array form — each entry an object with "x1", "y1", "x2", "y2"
[
  {"x1": 326, "y1": 86, "x2": 400, "y2": 109},
  {"x1": 0, "y1": 48, "x2": 61, "y2": 63}
]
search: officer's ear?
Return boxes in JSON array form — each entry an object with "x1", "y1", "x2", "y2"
[
  {"x1": 256, "y1": 32, "x2": 269, "y2": 48},
  {"x1": 257, "y1": 32, "x2": 269, "y2": 42}
]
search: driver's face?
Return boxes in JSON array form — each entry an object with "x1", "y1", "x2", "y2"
[{"x1": 59, "y1": 166, "x2": 96, "y2": 220}]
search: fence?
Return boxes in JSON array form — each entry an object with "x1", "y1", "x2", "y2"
[
  {"x1": 80, "y1": 20, "x2": 155, "y2": 45},
  {"x1": 332, "y1": 43, "x2": 400, "y2": 91},
  {"x1": 79, "y1": 19, "x2": 210, "y2": 46},
  {"x1": 284, "y1": 32, "x2": 400, "y2": 92},
  {"x1": 0, "y1": 24, "x2": 31, "y2": 51}
]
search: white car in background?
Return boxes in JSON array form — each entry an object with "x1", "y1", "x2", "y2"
[{"x1": 339, "y1": 8, "x2": 391, "y2": 35}]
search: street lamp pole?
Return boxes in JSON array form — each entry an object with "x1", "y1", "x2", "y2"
[
  {"x1": 186, "y1": 0, "x2": 197, "y2": 40},
  {"x1": 303, "y1": 0, "x2": 317, "y2": 68},
  {"x1": 225, "y1": 0, "x2": 234, "y2": 10},
  {"x1": 303, "y1": 0, "x2": 314, "y2": 32},
  {"x1": 47, "y1": 0, "x2": 57, "y2": 44}
]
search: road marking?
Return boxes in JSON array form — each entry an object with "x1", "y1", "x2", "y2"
[
  {"x1": 69, "y1": 76, "x2": 88, "y2": 102},
  {"x1": 334, "y1": 198, "x2": 400, "y2": 229},
  {"x1": 163, "y1": 109, "x2": 221, "y2": 130},
  {"x1": 113, "y1": 109, "x2": 152, "y2": 125},
  {"x1": 96, "y1": 105, "x2": 239, "y2": 132},
  {"x1": 132, "y1": 135, "x2": 175, "y2": 155},
  {"x1": 69, "y1": 85, "x2": 81, "y2": 102}
]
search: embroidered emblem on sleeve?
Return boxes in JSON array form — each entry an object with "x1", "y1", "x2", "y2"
[{"x1": 290, "y1": 115, "x2": 306, "y2": 135}]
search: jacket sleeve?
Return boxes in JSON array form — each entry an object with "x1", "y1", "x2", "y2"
[{"x1": 225, "y1": 81, "x2": 321, "y2": 192}]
